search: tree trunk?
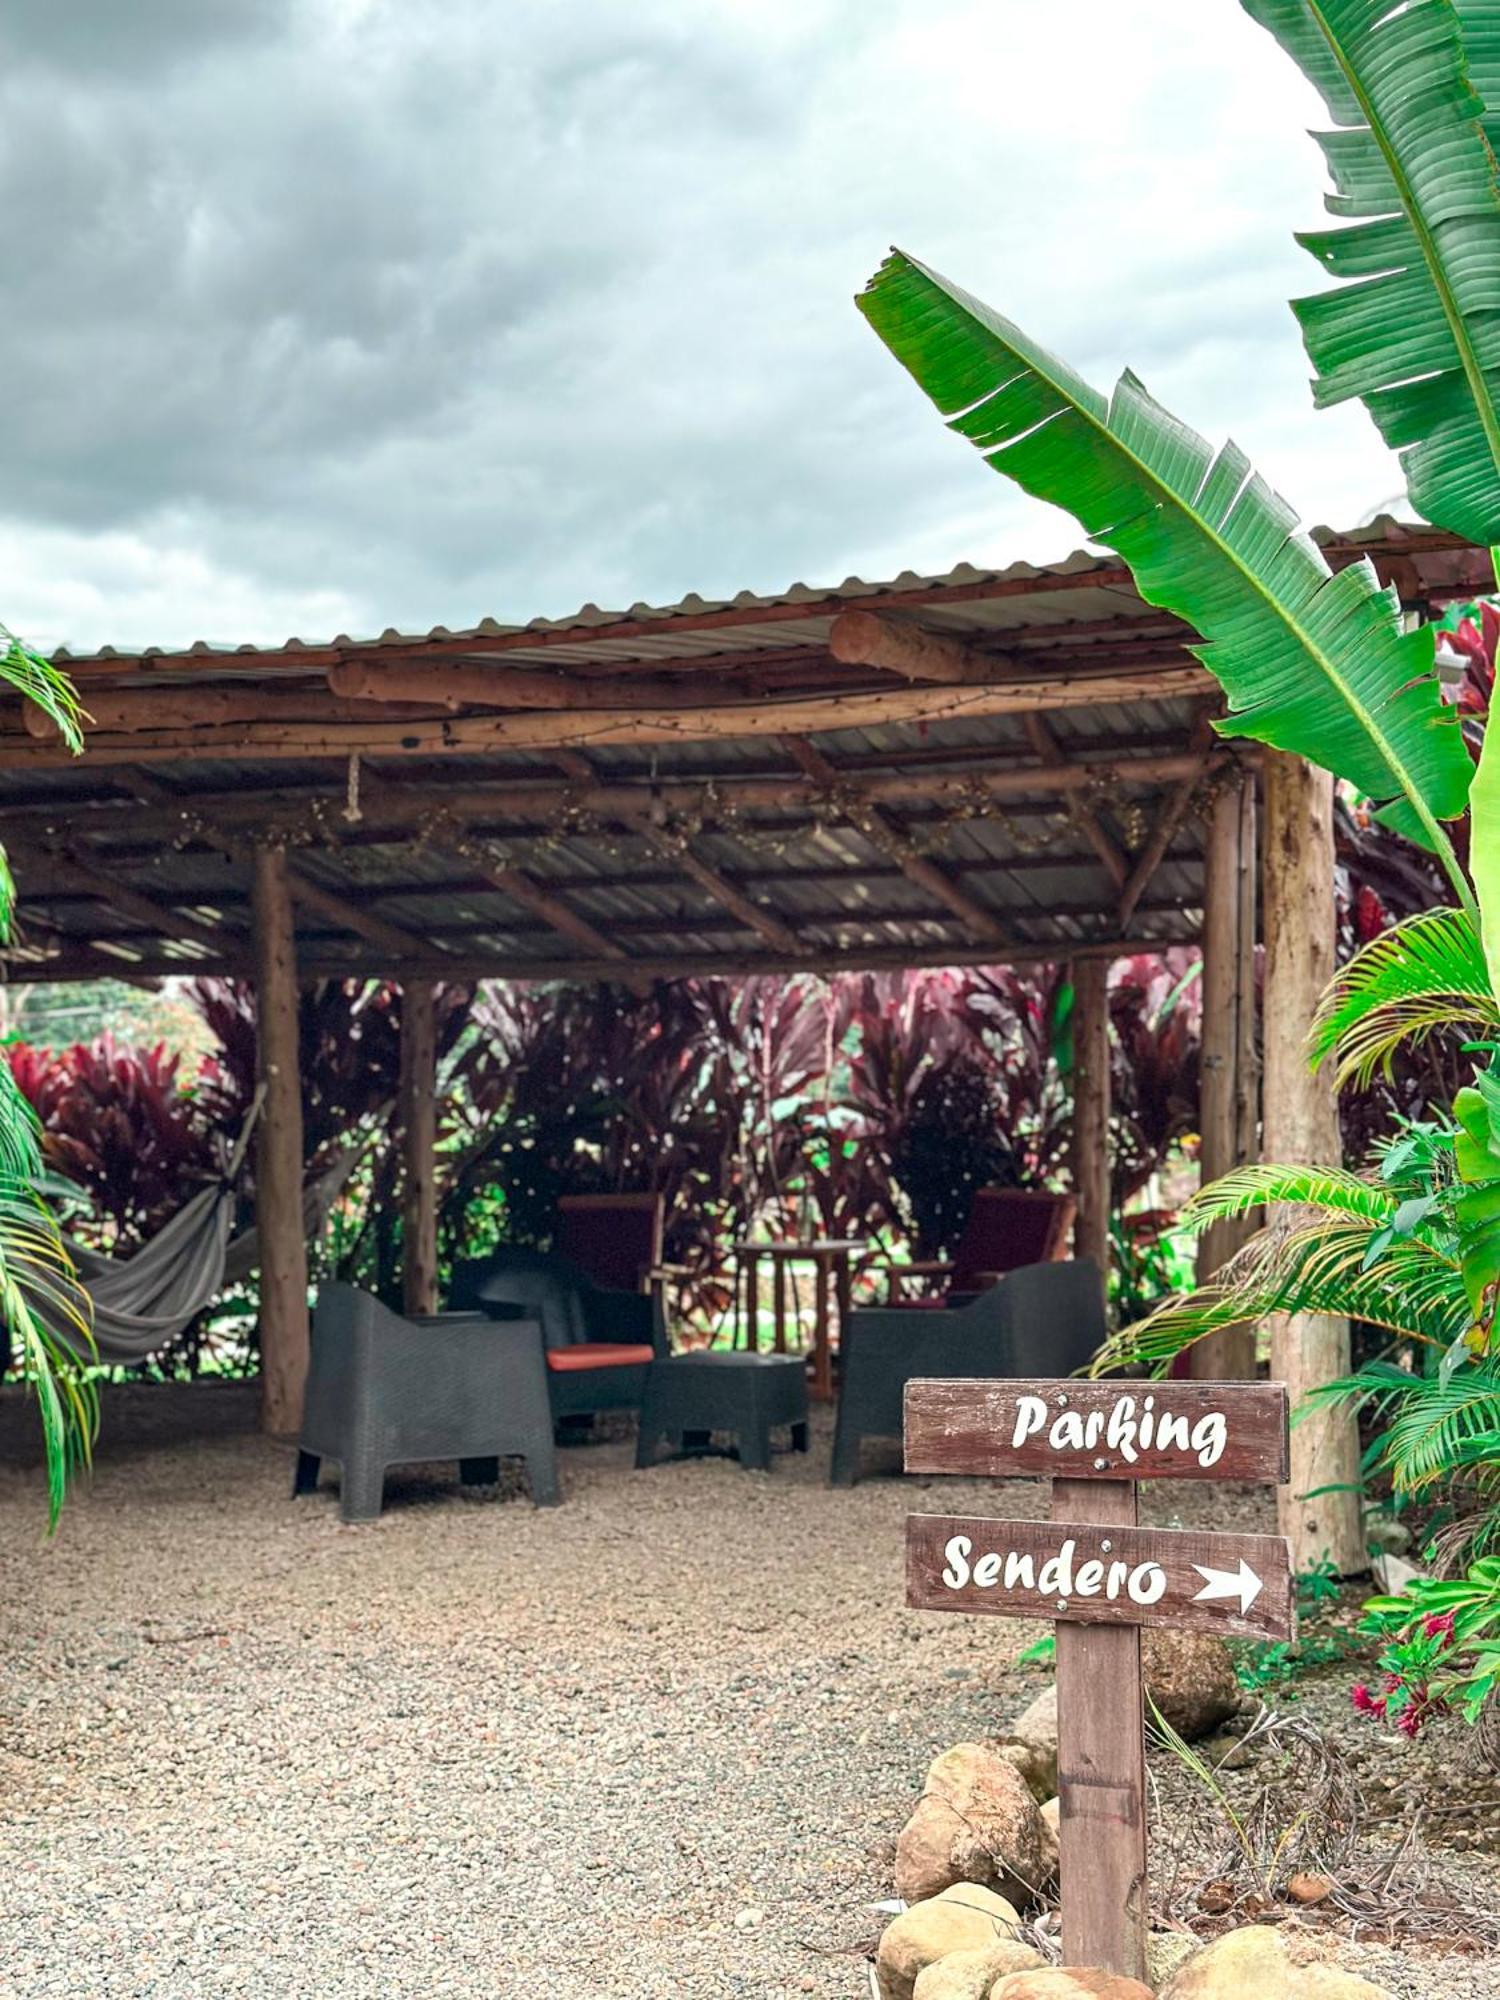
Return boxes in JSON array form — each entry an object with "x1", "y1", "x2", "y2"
[
  {"x1": 1072, "y1": 956, "x2": 1112, "y2": 1298},
  {"x1": 1262, "y1": 752, "x2": 1364, "y2": 1573},
  {"x1": 1190, "y1": 772, "x2": 1259, "y2": 1380},
  {"x1": 251, "y1": 844, "x2": 309, "y2": 1436},
  {"x1": 400, "y1": 980, "x2": 439, "y2": 1317}
]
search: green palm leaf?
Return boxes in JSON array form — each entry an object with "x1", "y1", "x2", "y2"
[
  {"x1": 856, "y1": 252, "x2": 1474, "y2": 890},
  {"x1": 1180, "y1": 1161, "x2": 1402, "y2": 1231},
  {"x1": 0, "y1": 624, "x2": 83, "y2": 755},
  {"x1": 1099, "y1": 1218, "x2": 1471, "y2": 1372},
  {"x1": 1243, "y1": 0, "x2": 1500, "y2": 545},
  {"x1": 1310, "y1": 906, "x2": 1497, "y2": 1084}
]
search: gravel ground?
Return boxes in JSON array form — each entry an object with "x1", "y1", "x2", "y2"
[{"x1": 0, "y1": 1381, "x2": 1496, "y2": 1999}]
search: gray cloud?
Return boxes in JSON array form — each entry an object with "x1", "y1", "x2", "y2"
[{"x1": 0, "y1": 0, "x2": 1405, "y2": 650}]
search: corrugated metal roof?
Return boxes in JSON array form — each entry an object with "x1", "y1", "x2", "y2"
[{"x1": 4, "y1": 520, "x2": 1485, "y2": 987}]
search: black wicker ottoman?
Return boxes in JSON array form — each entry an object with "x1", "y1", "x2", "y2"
[{"x1": 635, "y1": 1352, "x2": 809, "y2": 1472}]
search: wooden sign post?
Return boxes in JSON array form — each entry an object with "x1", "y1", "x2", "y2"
[{"x1": 903, "y1": 1379, "x2": 1292, "y2": 1983}]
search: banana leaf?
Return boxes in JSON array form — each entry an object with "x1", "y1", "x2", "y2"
[
  {"x1": 856, "y1": 251, "x2": 1473, "y2": 886},
  {"x1": 1242, "y1": 0, "x2": 1500, "y2": 546}
]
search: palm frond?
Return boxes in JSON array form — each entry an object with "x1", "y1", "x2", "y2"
[
  {"x1": 1099, "y1": 1218, "x2": 1472, "y2": 1372},
  {"x1": 1310, "y1": 906, "x2": 1496, "y2": 1084},
  {"x1": 856, "y1": 252, "x2": 1473, "y2": 885},
  {"x1": 1243, "y1": 0, "x2": 1500, "y2": 546},
  {"x1": 1366, "y1": 1369, "x2": 1500, "y2": 1491},
  {"x1": 0, "y1": 624, "x2": 82, "y2": 755},
  {"x1": 1180, "y1": 1161, "x2": 1401, "y2": 1233}
]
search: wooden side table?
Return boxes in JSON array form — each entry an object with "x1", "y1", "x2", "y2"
[{"x1": 732, "y1": 1239, "x2": 869, "y2": 1402}]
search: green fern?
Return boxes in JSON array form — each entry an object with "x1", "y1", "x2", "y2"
[{"x1": 1179, "y1": 1161, "x2": 1403, "y2": 1233}]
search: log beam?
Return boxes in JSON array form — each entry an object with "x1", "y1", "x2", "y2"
[
  {"x1": 1025, "y1": 714, "x2": 1129, "y2": 888},
  {"x1": 1071, "y1": 955, "x2": 1112, "y2": 1296},
  {"x1": 827, "y1": 608, "x2": 1010, "y2": 684},
  {"x1": 123, "y1": 769, "x2": 426, "y2": 959},
  {"x1": 1188, "y1": 772, "x2": 1259, "y2": 1381},
  {"x1": 327, "y1": 657, "x2": 775, "y2": 713},
  {"x1": 0, "y1": 749, "x2": 1230, "y2": 842},
  {"x1": 251, "y1": 845, "x2": 310, "y2": 1436},
  {"x1": 1263, "y1": 751, "x2": 1363, "y2": 1573},
  {"x1": 781, "y1": 736, "x2": 1008, "y2": 947},
  {"x1": 399, "y1": 979, "x2": 439, "y2": 1318},
  {"x1": 1117, "y1": 748, "x2": 1214, "y2": 928},
  {"x1": 0, "y1": 665, "x2": 1216, "y2": 769}
]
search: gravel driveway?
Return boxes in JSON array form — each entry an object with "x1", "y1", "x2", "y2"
[{"x1": 0, "y1": 1381, "x2": 1492, "y2": 1999}]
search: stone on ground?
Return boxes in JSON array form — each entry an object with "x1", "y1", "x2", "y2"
[
  {"x1": 1141, "y1": 1630, "x2": 1240, "y2": 1741},
  {"x1": 1160, "y1": 1925, "x2": 1395, "y2": 1998},
  {"x1": 989, "y1": 1971, "x2": 1154, "y2": 1999},
  {"x1": 876, "y1": 1883, "x2": 1024, "y2": 2000},
  {"x1": 910, "y1": 1940, "x2": 1044, "y2": 1998},
  {"x1": 997, "y1": 1686, "x2": 1059, "y2": 1799},
  {"x1": 1037, "y1": 1796, "x2": 1059, "y2": 1877},
  {"x1": 895, "y1": 1743, "x2": 1050, "y2": 1905}
]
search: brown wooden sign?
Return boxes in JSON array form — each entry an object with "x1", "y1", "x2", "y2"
[
  {"x1": 904, "y1": 1379, "x2": 1289, "y2": 1484},
  {"x1": 907, "y1": 1513, "x2": 1295, "y2": 1642},
  {"x1": 901, "y1": 1374, "x2": 1292, "y2": 1981}
]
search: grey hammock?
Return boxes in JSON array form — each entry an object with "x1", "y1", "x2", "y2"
[{"x1": 43, "y1": 1149, "x2": 361, "y2": 1365}]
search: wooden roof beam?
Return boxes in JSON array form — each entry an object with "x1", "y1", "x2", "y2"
[
  {"x1": 828, "y1": 609, "x2": 1013, "y2": 685},
  {"x1": 13, "y1": 839, "x2": 237, "y2": 962},
  {"x1": 1117, "y1": 716, "x2": 1221, "y2": 927},
  {"x1": 549, "y1": 748, "x2": 807, "y2": 958},
  {"x1": 123, "y1": 770, "x2": 427, "y2": 961},
  {"x1": 0, "y1": 665, "x2": 1216, "y2": 770},
  {"x1": 781, "y1": 737, "x2": 1008, "y2": 949},
  {"x1": 1024, "y1": 714, "x2": 1130, "y2": 890}
]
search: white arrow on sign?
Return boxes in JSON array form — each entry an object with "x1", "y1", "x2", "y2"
[{"x1": 1192, "y1": 1558, "x2": 1264, "y2": 1615}]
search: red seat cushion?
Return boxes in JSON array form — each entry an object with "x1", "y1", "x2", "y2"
[{"x1": 544, "y1": 1343, "x2": 655, "y2": 1373}]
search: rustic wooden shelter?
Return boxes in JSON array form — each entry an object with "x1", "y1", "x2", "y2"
[{"x1": 0, "y1": 519, "x2": 1486, "y2": 1563}]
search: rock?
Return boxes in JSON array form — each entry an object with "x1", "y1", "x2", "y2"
[
  {"x1": 732, "y1": 1906, "x2": 764, "y2": 1931},
  {"x1": 990, "y1": 1972, "x2": 1154, "y2": 1999},
  {"x1": 1286, "y1": 1871, "x2": 1334, "y2": 1905},
  {"x1": 1159, "y1": 1924, "x2": 1392, "y2": 1998},
  {"x1": 1005, "y1": 1637, "x2": 1235, "y2": 1767},
  {"x1": 876, "y1": 1883, "x2": 1025, "y2": 2000},
  {"x1": 910, "y1": 1941, "x2": 1045, "y2": 1999},
  {"x1": 1037, "y1": 1797, "x2": 1059, "y2": 1878},
  {"x1": 1142, "y1": 1629, "x2": 1240, "y2": 1741},
  {"x1": 895, "y1": 1744, "x2": 1050, "y2": 1906},
  {"x1": 1363, "y1": 1510, "x2": 1409, "y2": 1557},
  {"x1": 1146, "y1": 1934, "x2": 1198, "y2": 1989},
  {"x1": 995, "y1": 1682, "x2": 1060, "y2": 1799}
]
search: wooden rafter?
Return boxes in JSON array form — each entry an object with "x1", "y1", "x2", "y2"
[
  {"x1": 0, "y1": 748, "x2": 1227, "y2": 846},
  {"x1": 11, "y1": 837, "x2": 237, "y2": 963},
  {"x1": 780, "y1": 737, "x2": 1008, "y2": 948},
  {"x1": 549, "y1": 748, "x2": 806, "y2": 957},
  {"x1": 1024, "y1": 714, "x2": 1129, "y2": 889},
  {"x1": 1116, "y1": 715, "x2": 1220, "y2": 927},
  {"x1": 122, "y1": 770, "x2": 427, "y2": 961}
]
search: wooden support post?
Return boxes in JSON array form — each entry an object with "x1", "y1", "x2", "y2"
[
  {"x1": 399, "y1": 979, "x2": 439, "y2": 1317},
  {"x1": 1190, "y1": 773, "x2": 1259, "y2": 1381},
  {"x1": 251, "y1": 844, "x2": 309, "y2": 1437},
  {"x1": 1071, "y1": 956, "x2": 1112, "y2": 1291},
  {"x1": 1052, "y1": 1471, "x2": 1148, "y2": 1981},
  {"x1": 1262, "y1": 752, "x2": 1363, "y2": 1573}
]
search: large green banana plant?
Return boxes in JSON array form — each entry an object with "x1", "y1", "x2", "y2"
[
  {"x1": 1243, "y1": 0, "x2": 1500, "y2": 549},
  {"x1": 857, "y1": 253, "x2": 1476, "y2": 897}
]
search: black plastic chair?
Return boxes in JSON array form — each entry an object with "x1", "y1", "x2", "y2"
[
  {"x1": 294, "y1": 1283, "x2": 560, "y2": 1521},
  {"x1": 829, "y1": 1259, "x2": 1106, "y2": 1486},
  {"x1": 448, "y1": 1248, "x2": 669, "y2": 1423}
]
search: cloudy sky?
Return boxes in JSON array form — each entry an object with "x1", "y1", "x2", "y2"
[{"x1": 0, "y1": 0, "x2": 1403, "y2": 652}]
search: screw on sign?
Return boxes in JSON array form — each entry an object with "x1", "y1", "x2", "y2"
[{"x1": 902, "y1": 1378, "x2": 1293, "y2": 1983}]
